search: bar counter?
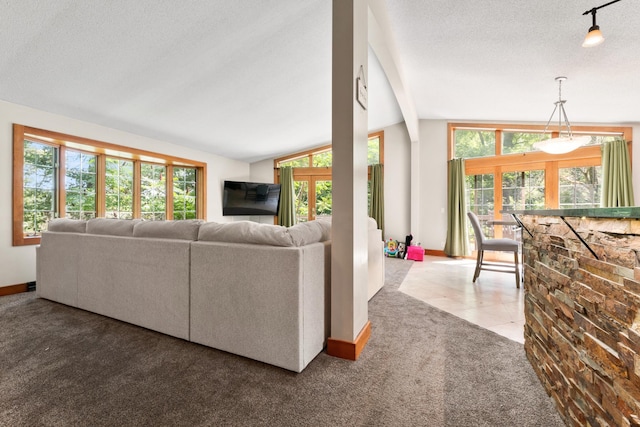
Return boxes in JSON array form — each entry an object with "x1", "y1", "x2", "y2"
[{"x1": 506, "y1": 208, "x2": 640, "y2": 426}]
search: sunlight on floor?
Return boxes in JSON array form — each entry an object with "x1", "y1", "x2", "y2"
[{"x1": 398, "y1": 255, "x2": 525, "y2": 343}]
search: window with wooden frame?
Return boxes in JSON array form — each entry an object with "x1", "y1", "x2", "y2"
[
  {"x1": 274, "y1": 131, "x2": 384, "y2": 223},
  {"x1": 12, "y1": 124, "x2": 207, "y2": 246},
  {"x1": 449, "y1": 123, "x2": 632, "y2": 242}
]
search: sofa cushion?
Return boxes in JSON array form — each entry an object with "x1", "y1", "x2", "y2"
[
  {"x1": 86, "y1": 218, "x2": 142, "y2": 236},
  {"x1": 47, "y1": 218, "x2": 87, "y2": 233},
  {"x1": 288, "y1": 220, "x2": 331, "y2": 246},
  {"x1": 198, "y1": 221, "x2": 295, "y2": 247},
  {"x1": 133, "y1": 220, "x2": 204, "y2": 240}
]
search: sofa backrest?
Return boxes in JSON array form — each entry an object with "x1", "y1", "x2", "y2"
[
  {"x1": 85, "y1": 218, "x2": 142, "y2": 236},
  {"x1": 48, "y1": 217, "x2": 333, "y2": 245},
  {"x1": 133, "y1": 219, "x2": 205, "y2": 241},
  {"x1": 197, "y1": 220, "x2": 331, "y2": 247},
  {"x1": 47, "y1": 218, "x2": 87, "y2": 233}
]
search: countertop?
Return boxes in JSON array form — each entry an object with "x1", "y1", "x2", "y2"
[{"x1": 503, "y1": 207, "x2": 640, "y2": 219}]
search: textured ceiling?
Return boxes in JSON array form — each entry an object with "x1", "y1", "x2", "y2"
[
  {"x1": 385, "y1": 0, "x2": 640, "y2": 124},
  {"x1": 1, "y1": 1, "x2": 638, "y2": 163}
]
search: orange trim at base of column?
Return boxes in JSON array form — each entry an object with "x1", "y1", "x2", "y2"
[{"x1": 326, "y1": 321, "x2": 371, "y2": 361}]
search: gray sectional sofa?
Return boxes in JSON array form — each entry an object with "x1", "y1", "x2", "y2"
[{"x1": 36, "y1": 217, "x2": 333, "y2": 372}]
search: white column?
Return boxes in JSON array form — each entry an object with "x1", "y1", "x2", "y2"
[{"x1": 330, "y1": 0, "x2": 369, "y2": 344}]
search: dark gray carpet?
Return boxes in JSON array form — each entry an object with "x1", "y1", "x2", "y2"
[{"x1": 0, "y1": 258, "x2": 563, "y2": 426}]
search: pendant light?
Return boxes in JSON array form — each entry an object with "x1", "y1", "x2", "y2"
[
  {"x1": 582, "y1": 0, "x2": 622, "y2": 48},
  {"x1": 533, "y1": 77, "x2": 591, "y2": 155}
]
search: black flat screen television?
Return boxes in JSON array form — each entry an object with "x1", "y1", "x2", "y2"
[{"x1": 223, "y1": 180, "x2": 281, "y2": 216}]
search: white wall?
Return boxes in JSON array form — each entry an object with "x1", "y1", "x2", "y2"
[
  {"x1": 380, "y1": 122, "x2": 411, "y2": 241},
  {"x1": 0, "y1": 100, "x2": 249, "y2": 288},
  {"x1": 244, "y1": 159, "x2": 277, "y2": 224},
  {"x1": 418, "y1": 120, "x2": 448, "y2": 251}
]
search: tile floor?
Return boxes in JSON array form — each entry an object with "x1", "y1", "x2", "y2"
[{"x1": 398, "y1": 255, "x2": 525, "y2": 343}]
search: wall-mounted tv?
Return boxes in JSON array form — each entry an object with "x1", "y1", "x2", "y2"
[{"x1": 223, "y1": 180, "x2": 281, "y2": 216}]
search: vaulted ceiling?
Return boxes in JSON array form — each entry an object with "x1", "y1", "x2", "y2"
[{"x1": 1, "y1": 1, "x2": 638, "y2": 163}]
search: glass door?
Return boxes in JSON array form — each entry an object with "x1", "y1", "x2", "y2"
[{"x1": 293, "y1": 176, "x2": 332, "y2": 222}]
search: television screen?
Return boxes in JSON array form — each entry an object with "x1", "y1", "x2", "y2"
[{"x1": 223, "y1": 180, "x2": 281, "y2": 216}]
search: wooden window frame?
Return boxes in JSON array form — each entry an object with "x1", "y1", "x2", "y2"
[
  {"x1": 449, "y1": 123, "x2": 632, "y2": 218},
  {"x1": 12, "y1": 124, "x2": 207, "y2": 246},
  {"x1": 273, "y1": 131, "x2": 384, "y2": 222}
]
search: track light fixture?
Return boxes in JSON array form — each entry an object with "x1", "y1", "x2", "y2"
[{"x1": 582, "y1": 0, "x2": 622, "y2": 47}]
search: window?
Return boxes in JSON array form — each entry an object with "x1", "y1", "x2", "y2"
[
  {"x1": 172, "y1": 167, "x2": 197, "y2": 220},
  {"x1": 451, "y1": 123, "x2": 632, "y2": 239},
  {"x1": 275, "y1": 131, "x2": 384, "y2": 222},
  {"x1": 13, "y1": 125, "x2": 207, "y2": 246},
  {"x1": 501, "y1": 170, "x2": 545, "y2": 211},
  {"x1": 105, "y1": 158, "x2": 134, "y2": 219},
  {"x1": 140, "y1": 163, "x2": 167, "y2": 220},
  {"x1": 65, "y1": 150, "x2": 97, "y2": 220},
  {"x1": 559, "y1": 166, "x2": 601, "y2": 208},
  {"x1": 22, "y1": 140, "x2": 58, "y2": 236}
]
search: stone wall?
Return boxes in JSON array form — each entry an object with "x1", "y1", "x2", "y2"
[{"x1": 521, "y1": 215, "x2": 640, "y2": 426}]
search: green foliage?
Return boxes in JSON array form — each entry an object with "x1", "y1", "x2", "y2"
[
  {"x1": 502, "y1": 132, "x2": 548, "y2": 154},
  {"x1": 368, "y1": 137, "x2": 380, "y2": 165},
  {"x1": 502, "y1": 170, "x2": 545, "y2": 211},
  {"x1": 294, "y1": 181, "x2": 309, "y2": 223},
  {"x1": 140, "y1": 163, "x2": 166, "y2": 220},
  {"x1": 23, "y1": 141, "x2": 57, "y2": 234},
  {"x1": 105, "y1": 158, "x2": 134, "y2": 219},
  {"x1": 280, "y1": 157, "x2": 309, "y2": 167},
  {"x1": 172, "y1": 167, "x2": 196, "y2": 219},
  {"x1": 559, "y1": 166, "x2": 601, "y2": 208},
  {"x1": 312, "y1": 151, "x2": 332, "y2": 167},
  {"x1": 65, "y1": 150, "x2": 97, "y2": 219},
  {"x1": 315, "y1": 180, "x2": 332, "y2": 216},
  {"x1": 454, "y1": 130, "x2": 495, "y2": 158}
]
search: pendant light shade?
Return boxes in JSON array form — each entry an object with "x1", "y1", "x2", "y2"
[
  {"x1": 534, "y1": 135, "x2": 591, "y2": 155},
  {"x1": 582, "y1": 26, "x2": 604, "y2": 47},
  {"x1": 533, "y1": 77, "x2": 590, "y2": 155}
]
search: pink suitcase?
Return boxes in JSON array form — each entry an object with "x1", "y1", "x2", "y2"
[{"x1": 406, "y1": 245, "x2": 424, "y2": 261}]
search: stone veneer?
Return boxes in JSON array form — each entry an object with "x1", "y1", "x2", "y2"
[{"x1": 520, "y1": 214, "x2": 640, "y2": 426}]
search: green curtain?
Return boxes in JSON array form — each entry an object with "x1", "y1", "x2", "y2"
[
  {"x1": 444, "y1": 158, "x2": 469, "y2": 257},
  {"x1": 369, "y1": 164, "x2": 384, "y2": 236},
  {"x1": 277, "y1": 166, "x2": 296, "y2": 227},
  {"x1": 601, "y1": 139, "x2": 635, "y2": 207}
]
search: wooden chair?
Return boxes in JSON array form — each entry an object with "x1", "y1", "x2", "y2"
[{"x1": 467, "y1": 211, "x2": 520, "y2": 288}]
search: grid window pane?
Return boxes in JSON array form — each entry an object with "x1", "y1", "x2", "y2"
[
  {"x1": 368, "y1": 136, "x2": 380, "y2": 165},
  {"x1": 502, "y1": 170, "x2": 545, "y2": 211},
  {"x1": 173, "y1": 167, "x2": 197, "y2": 220},
  {"x1": 502, "y1": 132, "x2": 550, "y2": 154},
  {"x1": 141, "y1": 163, "x2": 166, "y2": 220},
  {"x1": 465, "y1": 174, "x2": 494, "y2": 243},
  {"x1": 294, "y1": 180, "x2": 309, "y2": 223},
  {"x1": 105, "y1": 158, "x2": 134, "y2": 219},
  {"x1": 559, "y1": 166, "x2": 601, "y2": 208},
  {"x1": 65, "y1": 150, "x2": 97, "y2": 220},
  {"x1": 280, "y1": 157, "x2": 309, "y2": 167},
  {"x1": 454, "y1": 130, "x2": 496, "y2": 158},
  {"x1": 312, "y1": 151, "x2": 332, "y2": 167},
  {"x1": 23, "y1": 141, "x2": 57, "y2": 235}
]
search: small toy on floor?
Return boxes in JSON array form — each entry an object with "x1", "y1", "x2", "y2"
[{"x1": 384, "y1": 239, "x2": 399, "y2": 257}]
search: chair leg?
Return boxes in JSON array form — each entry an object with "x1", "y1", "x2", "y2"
[
  {"x1": 514, "y1": 250, "x2": 520, "y2": 288},
  {"x1": 473, "y1": 250, "x2": 483, "y2": 282}
]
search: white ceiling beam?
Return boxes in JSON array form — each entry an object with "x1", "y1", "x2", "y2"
[{"x1": 367, "y1": 0, "x2": 419, "y2": 142}]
